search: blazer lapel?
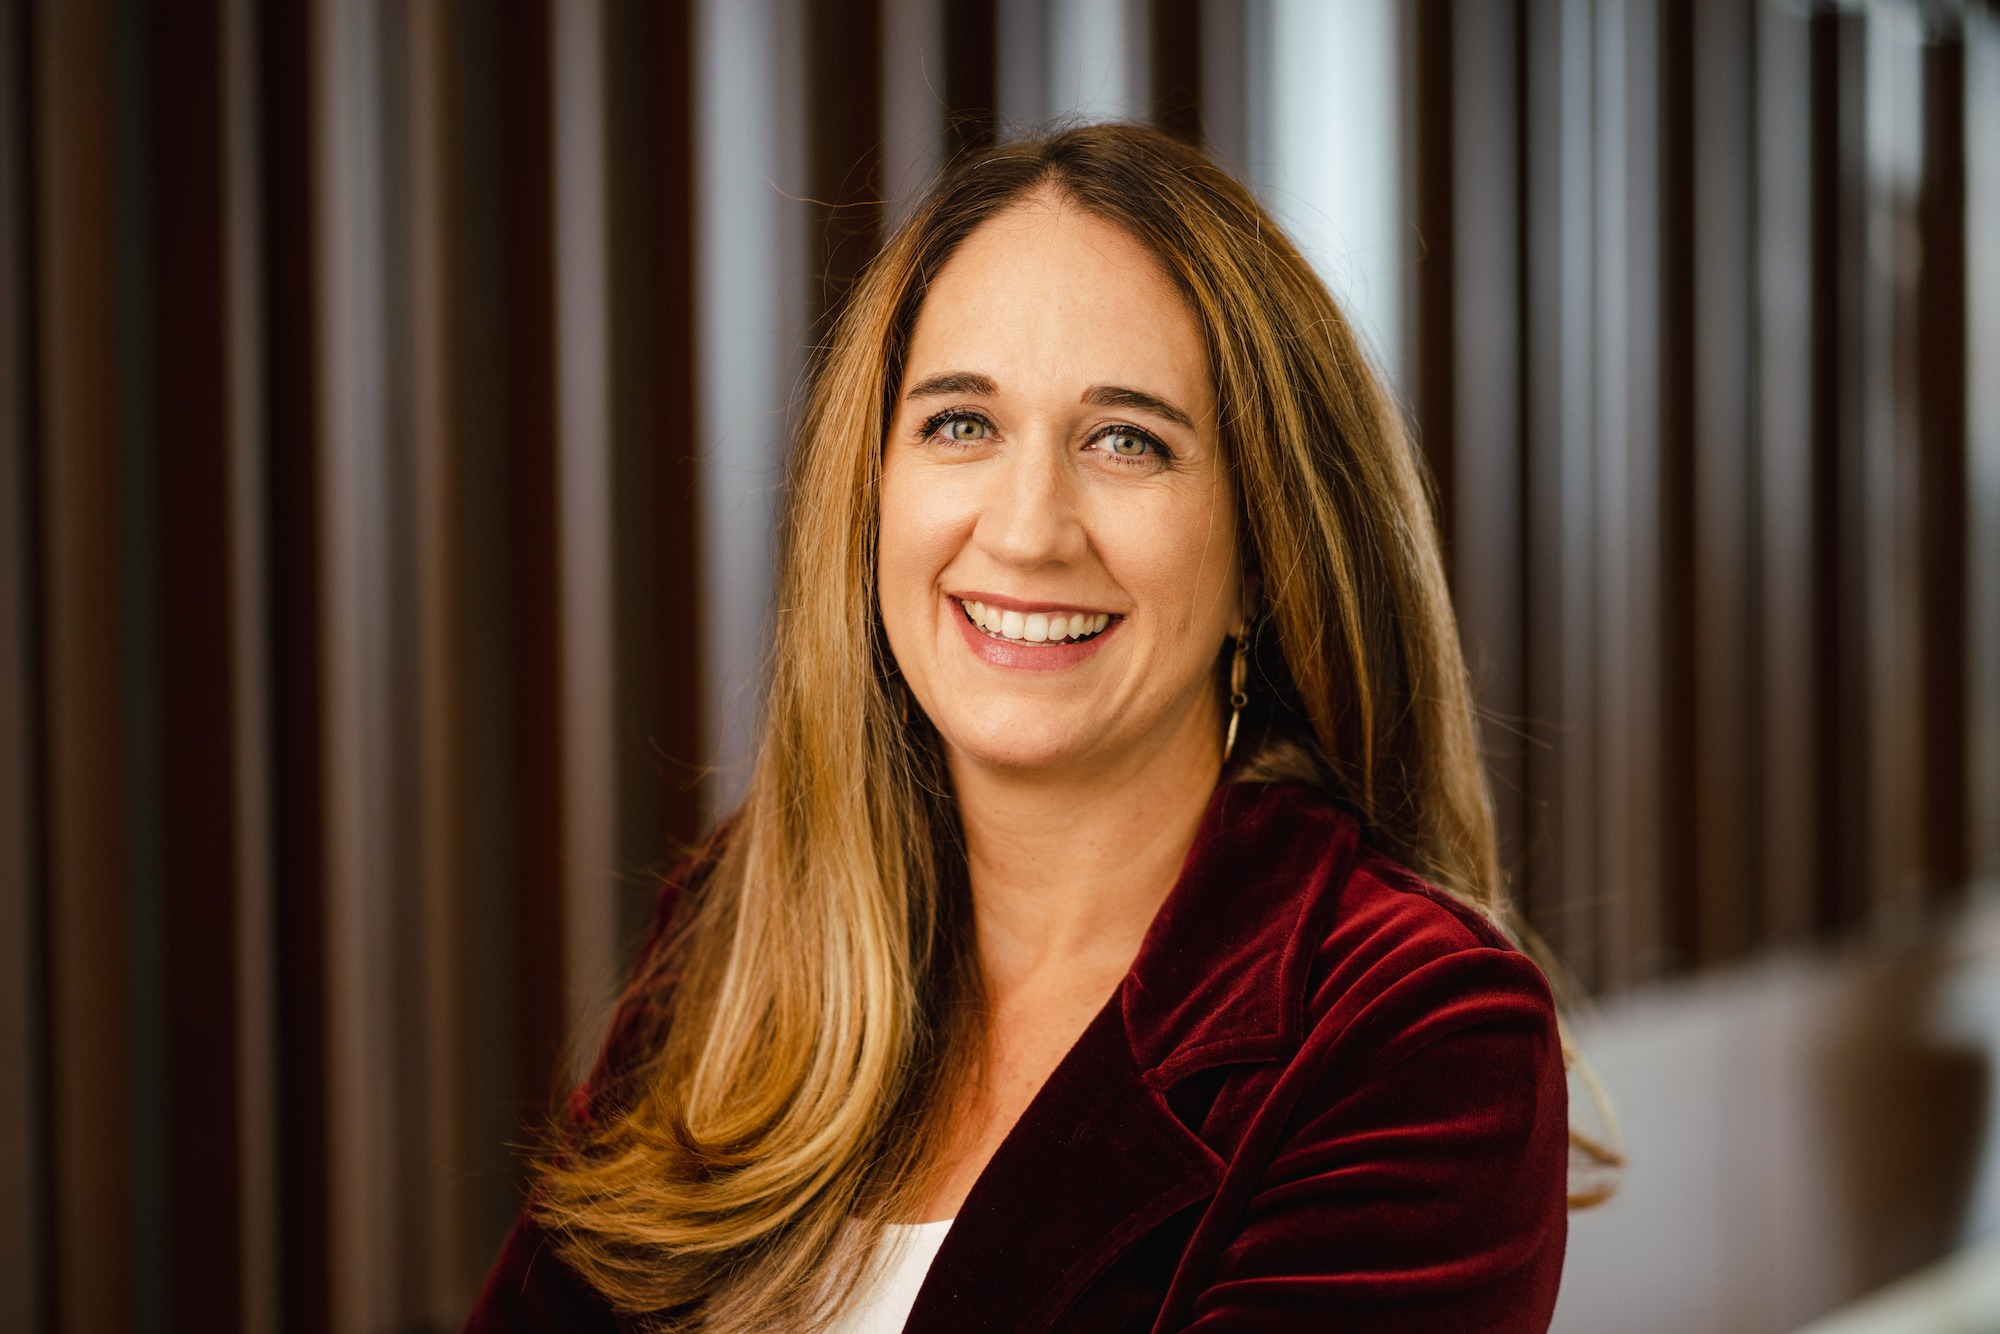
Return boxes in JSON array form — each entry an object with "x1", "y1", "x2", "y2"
[
  {"x1": 903, "y1": 783, "x2": 1356, "y2": 1333},
  {"x1": 903, "y1": 1001, "x2": 1223, "y2": 1333}
]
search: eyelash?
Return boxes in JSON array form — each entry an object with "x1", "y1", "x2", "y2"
[{"x1": 916, "y1": 408, "x2": 1174, "y2": 466}]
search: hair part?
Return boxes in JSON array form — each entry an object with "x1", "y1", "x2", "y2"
[{"x1": 530, "y1": 122, "x2": 1518, "y2": 1330}]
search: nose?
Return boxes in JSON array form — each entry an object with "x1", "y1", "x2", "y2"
[{"x1": 973, "y1": 427, "x2": 1087, "y2": 570}]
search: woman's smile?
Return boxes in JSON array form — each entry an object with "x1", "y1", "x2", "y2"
[{"x1": 948, "y1": 593, "x2": 1123, "y2": 671}]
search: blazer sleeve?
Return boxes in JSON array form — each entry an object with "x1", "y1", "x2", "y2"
[
  {"x1": 462, "y1": 1208, "x2": 622, "y2": 1333},
  {"x1": 1180, "y1": 948, "x2": 1569, "y2": 1333}
]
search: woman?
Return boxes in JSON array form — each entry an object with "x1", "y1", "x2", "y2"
[{"x1": 467, "y1": 123, "x2": 1569, "y2": 1333}]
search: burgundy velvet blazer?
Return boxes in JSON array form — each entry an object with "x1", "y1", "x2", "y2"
[{"x1": 465, "y1": 780, "x2": 1569, "y2": 1332}]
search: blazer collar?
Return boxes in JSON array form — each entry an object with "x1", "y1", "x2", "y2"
[
  {"x1": 1120, "y1": 780, "x2": 1360, "y2": 1085},
  {"x1": 904, "y1": 781, "x2": 1358, "y2": 1333}
]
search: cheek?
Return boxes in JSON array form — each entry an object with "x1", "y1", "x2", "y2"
[
  {"x1": 1100, "y1": 491, "x2": 1239, "y2": 636},
  {"x1": 876, "y1": 461, "x2": 964, "y2": 629}
]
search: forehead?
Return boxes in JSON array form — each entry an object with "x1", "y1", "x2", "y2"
[{"x1": 905, "y1": 196, "x2": 1212, "y2": 414}]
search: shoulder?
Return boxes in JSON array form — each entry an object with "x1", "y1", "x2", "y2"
[
  {"x1": 1302, "y1": 830, "x2": 1559, "y2": 1081},
  {"x1": 1202, "y1": 778, "x2": 1559, "y2": 1072},
  {"x1": 1126, "y1": 780, "x2": 1556, "y2": 1085}
]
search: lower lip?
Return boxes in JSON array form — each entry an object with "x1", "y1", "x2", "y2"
[{"x1": 950, "y1": 599, "x2": 1121, "y2": 671}]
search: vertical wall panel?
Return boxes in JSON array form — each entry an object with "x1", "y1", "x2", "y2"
[
  {"x1": 997, "y1": 0, "x2": 1047, "y2": 130},
  {"x1": 1859, "y1": 8, "x2": 1926, "y2": 931},
  {"x1": 1968, "y1": 8, "x2": 2000, "y2": 885},
  {"x1": 1448, "y1": 0, "x2": 1527, "y2": 915},
  {"x1": 807, "y1": 0, "x2": 882, "y2": 330},
  {"x1": 149, "y1": 1, "x2": 251, "y2": 1325},
  {"x1": 1520, "y1": 0, "x2": 1600, "y2": 980},
  {"x1": 32, "y1": 1, "x2": 137, "y2": 1327},
  {"x1": 1198, "y1": 0, "x2": 1261, "y2": 178},
  {"x1": 1150, "y1": 0, "x2": 1200, "y2": 143},
  {"x1": 1406, "y1": 0, "x2": 1455, "y2": 529},
  {"x1": 0, "y1": 0, "x2": 45, "y2": 1325},
  {"x1": 1589, "y1": 0, "x2": 1659, "y2": 993},
  {"x1": 554, "y1": 0, "x2": 620, "y2": 1076},
  {"x1": 696, "y1": 0, "x2": 806, "y2": 812},
  {"x1": 496, "y1": 0, "x2": 568, "y2": 1152},
  {"x1": 1656, "y1": 0, "x2": 1697, "y2": 969},
  {"x1": 406, "y1": 2, "x2": 476, "y2": 1317},
  {"x1": 1913, "y1": 17, "x2": 1969, "y2": 902},
  {"x1": 221, "y1": 0, "x2": 280, "y2": 1327},
  {"x1": 601, "y1": 0, "x2": 703, "y2": 970},
  {"x1": 1756, "y1": 0, "x2": 1820, "y2": 945},
  {"x1": 941, "y1": 0, "x2": 998, "y2": 155},
  {"x1": 313, "y1": 0, "x2": 383, "y2": 1314},
  {"x1": 881, "y1": 0, "x2": 945, "y2": 215},
  {"x1": 1262, "y1": 0, "x2": 1403, "y2": 379},
  {"x1": 1688, "y1": 0, "x2": 1757, "y2": 962},
  {"x1": 1609, "y1": 0, "x2": 1664, "y2": 986},
  {"x1": 259, "y1": 0, "x2": 330, "y2": 1322}
]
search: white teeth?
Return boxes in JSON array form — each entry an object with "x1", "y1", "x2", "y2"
[{"x1": 960, "y1": 599, "x2": 1112, "y2": 644}]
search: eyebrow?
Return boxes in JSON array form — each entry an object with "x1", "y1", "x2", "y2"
[
  {"x1": 904, "y1": 371, "x2": 998, "y2": 399},
  {"x1": 905, "y1": 372, "x2": 1197, "y2": 433},
  {"x1": 1081, "y1": 384, "x2": 1196, "y2": 432}
]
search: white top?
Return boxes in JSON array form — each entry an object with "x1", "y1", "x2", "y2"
[{"x1": 824, "y1": 1219, "x2": 954, "y2": 1334}]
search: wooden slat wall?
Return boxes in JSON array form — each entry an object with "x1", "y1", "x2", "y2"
[
  {"x1": 8, "y1": 0, "x2": 709, "y2": 1328},
  {"x1": 2, "y1": 1, "x2": 1994, "y2": 1329},
  {"x1": 1401, "y1": 0, "x2": 1998, "y2": 993}
]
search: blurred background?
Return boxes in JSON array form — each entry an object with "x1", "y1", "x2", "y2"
[{"x1": 1, "y1": 1, "x2": 1997, "y2": 1331}]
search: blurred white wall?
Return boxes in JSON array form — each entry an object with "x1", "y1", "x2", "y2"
[{"x1": 1553, "y1": 892, "x2": 2000, "y2": 1334}]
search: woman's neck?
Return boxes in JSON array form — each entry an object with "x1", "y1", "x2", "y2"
[{"x1": 949, "y1": 695, "x2": 1224, "y2": 1002}]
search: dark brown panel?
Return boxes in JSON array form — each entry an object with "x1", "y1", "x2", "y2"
[
  {"x1": 1811, "y1": 12, "x2": 1874, "y2": 934},
  {"x1": 0, "y1": 0, "x2": 50, "y2": 1322},
  {"x1": 942, "y1": 0, "x2": 997, "y2": 157},
  {"x1": 147, "y1": 0, "x2": 246, "y2": 1326},
  {"x1": 1657, "y1": 0, "x2": 1697, "y2": 970},
  {"x1": 31, "y1": 0, "x2": 137, "y2": 1327},
  {"x1": 1406, "y1": 0, "x2": 1455, "y2": 547},
  {"x1": 1689, "y1": 0, "x2": 1757, "y2": 963},
  {"x1": 603, "y1": 0, "x2": 701, "y2": 970},
  {"x1": 1755, "y1": 0, "x2": 1821, "y2": 948},
  {"x1": 497, "y1": 0, "x2": 568, "y2": 1127},
  {"x1": 1916, "y1": 29, "x2": 1969, "y2": 900},
  {"x1": 1150, "y1": 0, "x2": 1200, "y2": 144},
  {"x1": 806, "y1": 0, "x2": 883, "y2": 332},
  {"x1": 257, "y1": 0, "x2": 330, "y2": 1324}
]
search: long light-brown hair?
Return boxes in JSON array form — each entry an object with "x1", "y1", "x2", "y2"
[{"x1": 533, "y1": 123, "x2": 1521, "y2": 1330}]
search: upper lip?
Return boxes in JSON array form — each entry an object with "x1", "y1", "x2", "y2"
[{"x1": 949, "y1": 591, "x2": 1121, "y2": 616}]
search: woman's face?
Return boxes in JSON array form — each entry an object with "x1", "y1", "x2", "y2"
[{"x1": 878, "y1": 193, "x2": 1243, "y2": 778}]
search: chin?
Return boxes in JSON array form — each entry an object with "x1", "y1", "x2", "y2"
[{"x1": 940, "y1": 713, "x2": 1098, "y2": 773}]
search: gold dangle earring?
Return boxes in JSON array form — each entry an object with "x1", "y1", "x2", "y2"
[{"x1": 1222, "y1": 633, "x2": 1250, "y2": 762}]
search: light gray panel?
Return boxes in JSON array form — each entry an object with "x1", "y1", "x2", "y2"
[{"x1": 696, "y1": 0, "x2": 807, "y2": 816}]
